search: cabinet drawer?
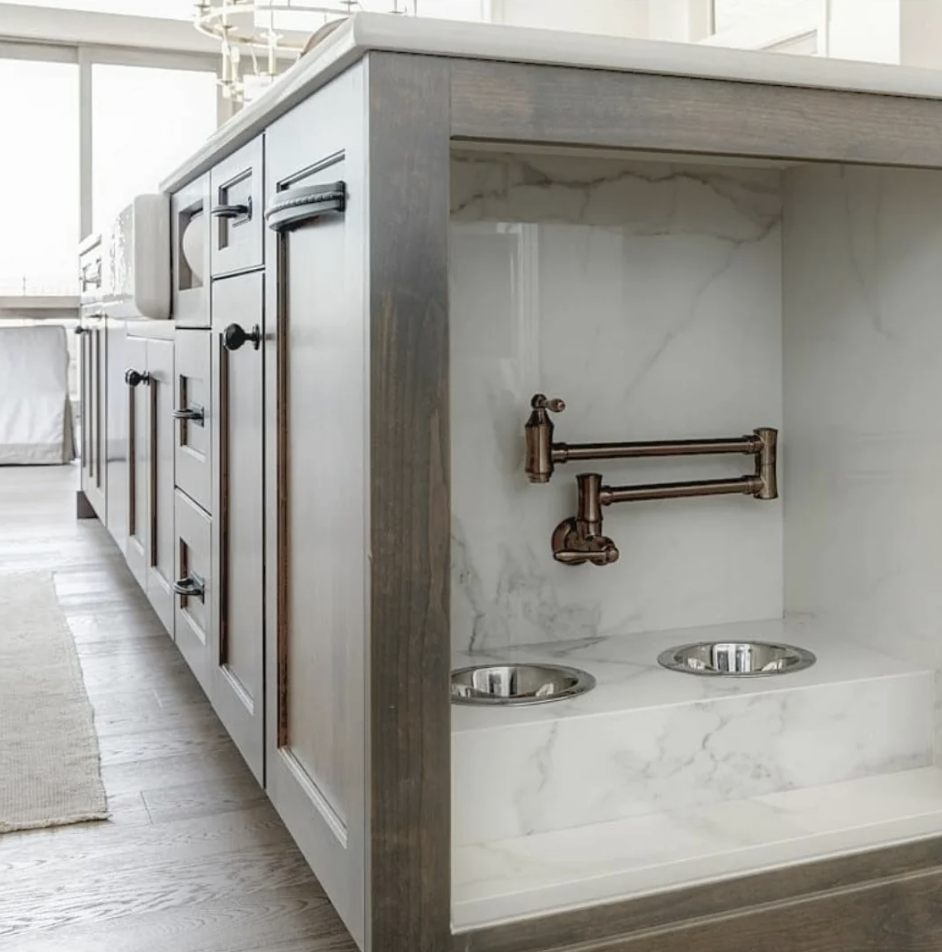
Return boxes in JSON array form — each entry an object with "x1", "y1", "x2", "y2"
[
  {"x1": 174, "y1": 489, "x2": 212, "y2": 694},
  {"x1": 172, "y1": 174, "x2": 211, "y2": 327},
  {"x1": 174, "y1": 330, "x2": 212, "y2": 513},
  {"x1": 210, "y1": 138, "x2": 263, "y2": 277}
]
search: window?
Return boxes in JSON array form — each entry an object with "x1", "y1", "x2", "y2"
[
  {"x1": 92, "y1": 65, "x2": 218, "y2": 231},
  {"x1": 0, "y1": 59, "x2": 79, "y2": 296},
  {"x1": 0, "y1": 0, "x2": 195, "y2": 17}
]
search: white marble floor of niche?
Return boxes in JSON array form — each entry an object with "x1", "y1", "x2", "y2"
[
  {"x1": 452, "y1": 766, "x2": 942, "y2": 929},
  {"x1": 451, "y1": 616, "x2": 941, "y2": 929}
]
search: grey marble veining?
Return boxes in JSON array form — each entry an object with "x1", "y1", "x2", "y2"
[
  {"x1": 451, "y1": 620, "x2": 933, "y2": 846},
  {"x1": 450, "y1": 152, "x2": 784, "y2": 653},
  {"x1": 782, "y1": 164, "x2": 942, "y2": 759}
]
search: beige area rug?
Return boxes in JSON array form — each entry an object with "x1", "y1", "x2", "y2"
[{"x1": 0, "y1": 571, "x2": 108, "y2": 832}]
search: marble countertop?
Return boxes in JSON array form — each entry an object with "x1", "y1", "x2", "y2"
[{"x1": 161, "y1": 13, "x2": 942, "y2": 193}]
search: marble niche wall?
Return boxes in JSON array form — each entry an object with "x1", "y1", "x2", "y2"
[
  {"x1": 449, "y1": 151, "x2": 785, "y2": 654},
  {"x1": 783, "y1": 164, "x2": 942, "y2": 755}
]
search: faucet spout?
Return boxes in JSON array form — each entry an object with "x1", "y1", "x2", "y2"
[{"x1": 551, "y1": 474, "x2": 620, "y2": 566}]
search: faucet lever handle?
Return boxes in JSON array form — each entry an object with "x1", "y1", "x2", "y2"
[{"x1": 531, "y1": 393, "x2": 566, "y2": 413}]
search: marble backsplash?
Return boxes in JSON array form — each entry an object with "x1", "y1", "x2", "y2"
[{"x1": 450, "y1": 151, "x2": 784, "y2": 653}]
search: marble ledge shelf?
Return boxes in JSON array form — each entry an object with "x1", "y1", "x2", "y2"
[
  {"x1": 452, "y1": 620, "x2": 934, "y2": 846},
  {"x1": 452, "y1": 766, "x2": 942, "y2": 930},
  {"x1": 451, "y1": 617, "x2": 929, "y2": 731}
]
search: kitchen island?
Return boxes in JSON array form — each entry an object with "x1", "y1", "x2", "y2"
[{"x1": 77, "y1": 14, "x2": 942, "y2": 952}]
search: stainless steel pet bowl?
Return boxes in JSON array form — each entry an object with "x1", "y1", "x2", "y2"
[
  {"x1": 450, "y1": 663, "x2": 596, "y2": 706},
  {"x1": 657, "y1": 641, "x2": 816, "y2": 677}
]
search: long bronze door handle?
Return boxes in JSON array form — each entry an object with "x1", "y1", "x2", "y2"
[{"x1": 265, "y1": 181, "x2": 345, "y2": 231}]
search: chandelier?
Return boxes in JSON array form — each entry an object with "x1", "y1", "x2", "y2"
[{"x1": 194, "y1": 1, "x2": 415, "y2": 105}]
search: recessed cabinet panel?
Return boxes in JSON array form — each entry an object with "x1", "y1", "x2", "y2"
[
  {"x1": 104, "y1": 320, "x2": 128, "y2": 546},
  {"x1": 211, "y1": 271, "x2": 265, "y2": 782},
  {"x1": 146, "y1": 338, "x2": 175, "y2": 635},
  {"x1": 283, "y1": 208, "x2": 352, "y2": 823},
  {"x1": 174, "y1": 488, "x2": 212, "y2": 693},
  {"x1": 210, "y1": 138, "x2": 263, "y2": 277},
  {"x1": 174, "y1": 330, "x2": 212, "y2": 513},
  {"x1": 79, "y1": 318, "x2": 107, "y2": 520},
  {"x1": 125, "y1": 334, "x2": 149, "y2": 590},
  {"x1": 172, "y1": 174, "x2": 211, "y2": 328}
]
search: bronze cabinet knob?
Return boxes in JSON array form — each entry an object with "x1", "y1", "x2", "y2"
[
  {"x1": 222, "y1": 323, "x2": 261, "y2": 351},
  {"x1": 124, "y1": 369, "x2": 150, "y2": 387}
]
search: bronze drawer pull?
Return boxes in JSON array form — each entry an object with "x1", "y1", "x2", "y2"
[
  {"x1": 265, "y1": 181, "x2": 345, "y2": 232},
  {"x1": 211, "y1": 198, "x2": 252, "y2": 220},
  {"x1": 172, "y1": 406, "x2": 205, "y2": 426},
  {"x1": 172, "y1": 573, "x2": 205, "y2": 602},
  {"x1": 80, "y1": 260, "x2": 101, "y2": 290}
]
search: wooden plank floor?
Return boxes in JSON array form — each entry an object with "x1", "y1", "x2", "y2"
[{"x1": 0, "y1": 464, "x2": 357, "y2": 952}]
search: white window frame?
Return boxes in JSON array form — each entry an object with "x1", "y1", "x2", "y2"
[
  {"x1": 701, "y1": 0, "x2": 828, "y2": 55},
  {"x1": 0, "y1": 5, "x2": 224, "y2": 295}
]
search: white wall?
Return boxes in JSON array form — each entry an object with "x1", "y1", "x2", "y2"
[
  {"x1": 828, "y1": 0, "x2": 900, "y2": 63},
  {"x1": 900, "y1": 0, "x2": 942, "y2": 66},
  {"x1": 489, "y1": 0, "x2": 649, "y2": 36},
  {"x1": 647, "y1": 0, "x2": 712, "y2": 41}
]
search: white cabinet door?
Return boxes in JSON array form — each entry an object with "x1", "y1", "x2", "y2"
[{"x1": 263, "y1": 66, "x2": 368, "y2": 950}]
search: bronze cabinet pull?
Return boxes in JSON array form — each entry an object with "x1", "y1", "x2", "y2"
[
  {"x1": 80, "y1": 260, "x2": 101, "y2": 290},
  {"x1": 74, "y1": 326, "x2": 88, "y2": 336},
  {"x1": 172, "y1": 573, "x2": 205, "y2": 602},
  {"x1": 265, "y1": 181, "x2": 345, "y2": 232},
  {"x1": 124, "y1": 369, "x2": 151, "y2": 387},
  {"x1": 221, "y1": 323, "x2": 261, "y2": 352},
  {"x1": 211, "y1": 197, "x2": 252, "y2": 220},
  {"x1": 172, "y1": 406, "x2": 205, "y2": 426}
]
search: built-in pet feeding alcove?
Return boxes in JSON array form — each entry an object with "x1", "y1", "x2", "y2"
[{"x1": 449, "y1": 143, "x2": 942, "y2": 931}]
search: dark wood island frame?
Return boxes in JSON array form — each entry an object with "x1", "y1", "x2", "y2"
[{"x1": 363, "y1": 51, "x2": 942, "y2": 952}]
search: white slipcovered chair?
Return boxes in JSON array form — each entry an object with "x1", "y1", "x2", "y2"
[{"x1": 0, "y1": 325, "x2": 75, "y2": 465}]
